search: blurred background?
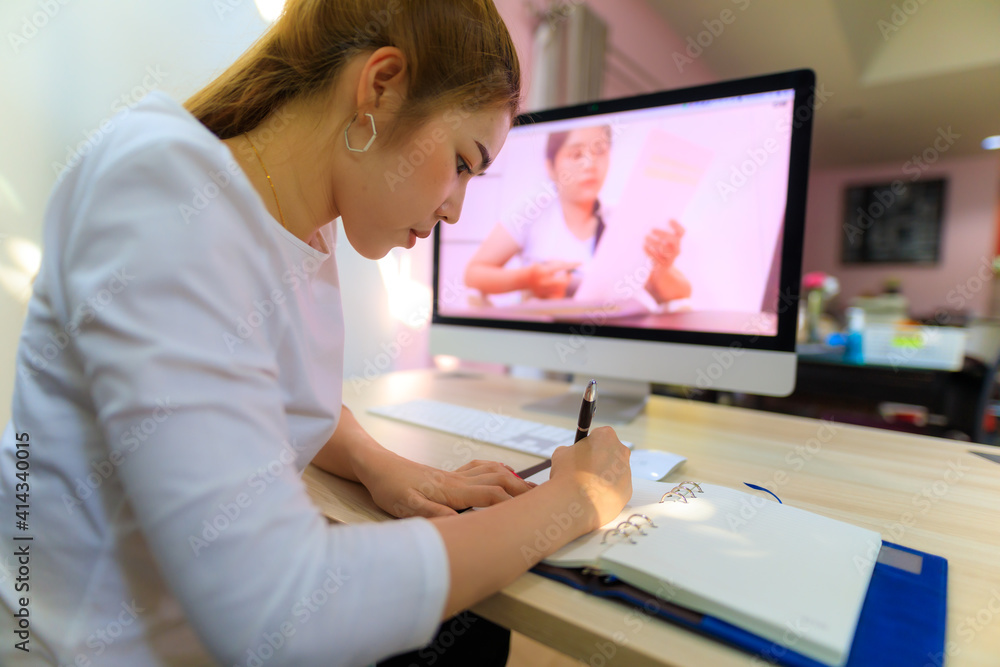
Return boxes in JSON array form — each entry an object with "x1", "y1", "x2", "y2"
[{"x1": 2, "y1": 0, "x2": 999, "y2": 434}]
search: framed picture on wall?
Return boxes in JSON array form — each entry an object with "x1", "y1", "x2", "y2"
[{"x1": 841, "y1": 178, "x2": 946, "y2": 264}]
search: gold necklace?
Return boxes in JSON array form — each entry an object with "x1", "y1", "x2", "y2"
[{"x1": 244, "y1": 132, "x2": 287, "y2": 229}]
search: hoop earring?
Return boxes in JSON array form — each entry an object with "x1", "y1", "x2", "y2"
[{"x1": 345, "y1": 112, "x2": 378, "y2": 153}]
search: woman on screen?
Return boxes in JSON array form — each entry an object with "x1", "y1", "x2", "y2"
[
  {"x1": 0, "y1": 2, "x2": 632, "y2": 665},
  {"x1": 464, "y1": 125, "x2": 692, "y2": 303}
]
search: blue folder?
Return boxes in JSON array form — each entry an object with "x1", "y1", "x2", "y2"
[{"x1": 532, "y1": 541, "x2": 947, "y2": 667}]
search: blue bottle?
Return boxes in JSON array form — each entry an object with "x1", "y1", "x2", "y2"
[{"x1": 843, "y1": 307, "x2": 864, "y2": 364}]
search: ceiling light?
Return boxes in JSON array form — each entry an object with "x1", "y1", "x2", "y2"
[{"x1": 983, "y1": 136, "x2": 1000, "y2": 151}]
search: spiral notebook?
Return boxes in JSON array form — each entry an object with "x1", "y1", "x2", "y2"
[{"x1": 529, "y1": 475, "x2": 881, "y2": 667}]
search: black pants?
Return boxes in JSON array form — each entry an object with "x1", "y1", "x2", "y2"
[{"x1": 376, "y1": 611, "x2": 510, "y2": 667}]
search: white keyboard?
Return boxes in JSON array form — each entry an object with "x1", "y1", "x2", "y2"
[{"x1": 368, "y1": 399, "x2": 632, "y2": 458}]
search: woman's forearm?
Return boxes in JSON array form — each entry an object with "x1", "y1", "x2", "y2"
[
  {"x1": 315, "y1": 417, "x2": 632, "y2": 619},
  {"x1": 464, "y1": 263, "x2": 531, "y2": 295},
  {"x1": 431, "y1": 478, "x2": 598, "y2": 618},
  {"x1": 310, "y1": 406, "x2": 386, "y2": 482}
]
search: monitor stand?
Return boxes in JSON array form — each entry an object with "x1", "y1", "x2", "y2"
[{"x1": 522, "y1": 375, "x2": 650, "y2": 424}]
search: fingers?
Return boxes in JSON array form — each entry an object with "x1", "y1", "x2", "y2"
[
  {"x1": 454, "y1": 459, "x2": 520, "y2": 478},
  {"x1": 454, "y1": 459, "x2": 497, "y2": 473},
  {"x1": 669, "y1": 218, "x2": 685, "y2": 236},
  {"x1": 538, "y1": 261, "x2": 579, "y2": 277},
  {"x1": 643, "y1": 229, "x2": 680, "y2": 265},
  {"x1": 469, "y1": 471, "x2": 534, "y2": 496},
  {"x1": 436, "y1": 460, "x2": 536, "y2": 511},
  {"x1": 392, "y1": 492, "x2": 458, "y2": 519},
  {"x1": 447, "y1": 484, "x2": 514, "y2": 510},
  {"x1": 453, "y1": 461, "x2": 535, "y2": 495},
  {"x1": 528, "y1": 263, "x2": 573, "y2": 298}
]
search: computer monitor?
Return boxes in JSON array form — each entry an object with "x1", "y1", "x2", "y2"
[{"x1": 431, "y1": 69, "x2": 815, "y2": 421}]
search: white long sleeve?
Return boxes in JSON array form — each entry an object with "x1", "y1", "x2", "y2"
[{"x1": 0, "y1": 92, "x2": 449, "y2": 666}]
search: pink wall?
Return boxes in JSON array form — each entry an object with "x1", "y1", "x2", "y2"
[{"x1": 802, "y1": 153, "x2": 1000, "y2": 317}]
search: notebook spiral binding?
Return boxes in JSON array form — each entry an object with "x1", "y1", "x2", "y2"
[
  {"x1": 659, "y1": 480, "x2": 702, "y2": 504},
  {"x1": 601, "y1": 481, "x2": 703, "y2": 545}
]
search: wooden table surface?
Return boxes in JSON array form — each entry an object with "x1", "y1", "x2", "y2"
[{"x1": 303, "y1": 368, "x2": 1000, "y2": 666}]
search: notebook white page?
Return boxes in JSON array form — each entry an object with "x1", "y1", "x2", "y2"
[{"x1": 535, "y1": 476, "x2": 880, "y2": 667}]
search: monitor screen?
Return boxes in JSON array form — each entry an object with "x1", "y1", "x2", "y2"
[{"x1": 432, "y1": 69, "x2": 814, "y2": 406}]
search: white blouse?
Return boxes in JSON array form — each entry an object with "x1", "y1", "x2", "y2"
[{"x1": 0, "y1": 91, "x2": 449, "y2": 666}]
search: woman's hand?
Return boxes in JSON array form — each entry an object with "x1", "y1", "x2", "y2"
[
  {"x1": 643, "y1": 219, "x2": 684, "y2": 269},
  {"x1": 644, "y1": 219, "x2": 692, "y2": 302},
  {"x1": 548, "y1": 426, "x2": 632, "y2": 530},
  {"x1": 525, "y1": 260, "x2": 580, "y2": 299},
  {"x1": 358, "y1": 450, "x2": 536, "y2": 519}
]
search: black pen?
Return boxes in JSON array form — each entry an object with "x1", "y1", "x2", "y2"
[{"x1": 516, "y1": 379, "x2": 597, "y2": 480}]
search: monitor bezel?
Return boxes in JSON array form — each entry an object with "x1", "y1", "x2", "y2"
[{"x1": 432, "y1": 68, "x2": 815, "y2": 354}]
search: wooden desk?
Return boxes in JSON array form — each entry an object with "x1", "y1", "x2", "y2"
[{"x1": 304, "y1": 369, "x2": 1000, "y2": 667}]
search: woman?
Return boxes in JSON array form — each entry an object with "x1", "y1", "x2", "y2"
[
  {"x1": 0, "y1": 1, "x2": 631, "y2": 665},
  {"x1": 464, "y1": 125, "x2": 691, "y2": 303}
]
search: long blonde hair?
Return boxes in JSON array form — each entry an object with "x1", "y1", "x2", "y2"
[{"x1": 184, "y1": 0, "x2": 521, "y2": 143}]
